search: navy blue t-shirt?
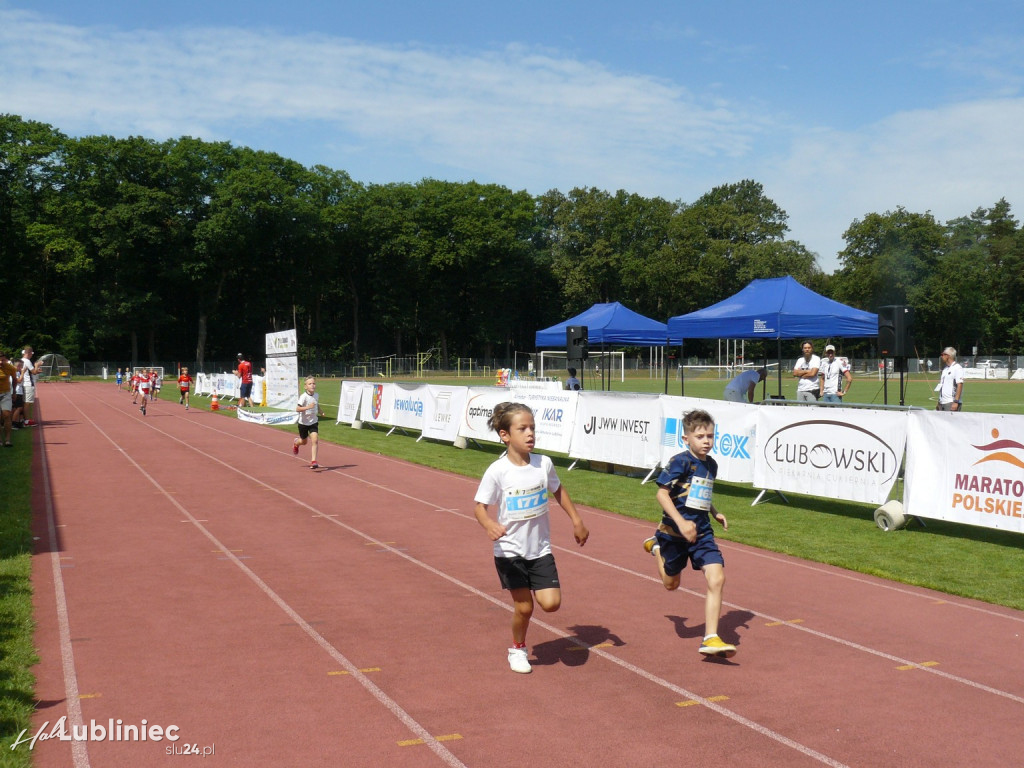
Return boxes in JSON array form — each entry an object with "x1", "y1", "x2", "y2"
[{"x1": 656, "y1": 449, "x2": 718, "y2": 539}]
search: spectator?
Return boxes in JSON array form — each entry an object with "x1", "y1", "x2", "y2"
[
  {"x1": 565, "y1": 367, "x2": 582, "y2": 391},
  {"x1": 20, "y1": 346, "x2": 41, "y2": 425},
  {"x1": 818, "y1": 345, "x2": 852, "y2": 403},
  {"x1": 0, "y1": 349, "x2": 18, "y2": 446},
  {"x1": 792, "y1": 341, "x2": 821, "y2": 402},
  {"x1": 723, "y1": 367, "x2": 766, "y2": 403},
  {"x1": 237, "y1": 353, "x2": 255, "y2": 408},
  {"x1": 936, "y1": 347, "x2": 965, "y2": 411}
]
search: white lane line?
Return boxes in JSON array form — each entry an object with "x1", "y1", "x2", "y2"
[
  {"x1": 36, "y1": 411, "x2": 92, "y2": 768},
  {"x1": 61, "y1": 394, "x2": 468, "y2": 768}
]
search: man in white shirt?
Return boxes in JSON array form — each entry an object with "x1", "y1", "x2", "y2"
[
  {"x1": 792, "y1": 341, "x2": 821, "y2": 402},
  {"x1": 818, "y1": 345, "x2": 852, "y2": 403},
  {"x1": 723, "y1": 367, "x2": 766, "y2": 403},
  {"x1": 20, "y1": 346, "x2": 41, "y2": 426},
  {"x1": 936, "y1": 347, "x2": 964, "y2": 411}
]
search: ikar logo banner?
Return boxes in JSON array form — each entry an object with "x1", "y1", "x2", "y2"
[{"x1": 753, "y1": 408, "x2": 908, "y2": 505}]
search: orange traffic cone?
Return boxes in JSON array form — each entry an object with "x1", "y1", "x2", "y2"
[{"x1": 211, "y1": 391, "x2": 220, "y2": 411}]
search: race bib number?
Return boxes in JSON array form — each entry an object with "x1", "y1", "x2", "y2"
[
  {"x1": 685, "y1": 476, "x2": 714, "y2": 512},
  {"x1": 505, "y1": 485, "x2": 550, "y2": 522}
]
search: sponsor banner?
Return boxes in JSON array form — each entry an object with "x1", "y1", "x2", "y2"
[
  {"x1": 236, "y1": 408, "x2": 299, "y2": 426},
  {"x1": 503, "y1": 379, "x2": 563, "y2": 391},
  {"x1": 569, "y1": 392, "x2": 661, "y2": 469},
  {"x1": 360, "y1": 383, "x2": 395, "y2": 426},
  {"x1": 421, "y1": 385, "x2": 469, "y2": 443},
  {"x1": 904, "y1": 411, "x2": 1024, "y2": 533},
  {"x1": 338, "y1": 381, "x2": 367, "y2": 425},
  {"x1": 390, "y1": 383, "x2": 426, "y2": 431},
  {"x1": 265, "y1": 329, "x2": 298, "y2": 357},
  {"x1": 459, "y1": 387, "x2": 577, "y2": 453},
  {"x1": 659, "y1": 396, "x2": 758, "y2": 483},
  {"x1": 753, "y1": 406, "x2": 907, "y2": 505},
  {"x1": 264, "y1": 356, "x2": 298, "y2": 410}
]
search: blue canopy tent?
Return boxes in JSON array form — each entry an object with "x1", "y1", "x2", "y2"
[
  {"x1": 535, "y1": 301, "x2": 668, "y2": 346},
  {"x1": 666, "y1": 276, "x2": 879, "y2": 396},
  {"x1": 535, "y1": 302, "x2": 668, "y2": 389}
]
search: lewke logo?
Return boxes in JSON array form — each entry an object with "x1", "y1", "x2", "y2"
[
  {"x1": 762, "y1": 420, "x2": 898, "y2": 483},
  {"x1": 661, "y1": 419, "x2": 751, "y2": 459},
  {"x1": 582, "y1": 415, "x2": 650, "y2": 440}
]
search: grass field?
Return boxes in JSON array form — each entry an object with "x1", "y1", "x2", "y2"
[{"x1": 2, "y1": 373, "x2": 1021, "y2": 761}]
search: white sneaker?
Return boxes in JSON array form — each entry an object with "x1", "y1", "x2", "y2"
[{"x1": 507, "y1": 647, "x2": 532, "y2": 674}]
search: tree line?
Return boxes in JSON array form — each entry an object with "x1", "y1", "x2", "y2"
[{"x1": 2, "y1": 113, "x2": 1021, "y2": 367}]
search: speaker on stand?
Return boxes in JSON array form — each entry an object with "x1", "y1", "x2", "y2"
[{"x1": 878, "y1": 305, "x2": 915, "y2": 405}]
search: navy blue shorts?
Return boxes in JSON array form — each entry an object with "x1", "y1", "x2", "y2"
[
  {"x1": 239, "y1": 382, "x2": 254, "y2": 398},
  {"x1": 655, "y1": 531, "x2": 724, "y2": 576},
  {"x1": 494, "y1": 553, "x2": 560, "y2": 591}
]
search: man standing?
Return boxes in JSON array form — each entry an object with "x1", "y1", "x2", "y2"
[
  {"x1": 792, "y1": 341, "x2": 821, "y2": 402},
  {"x1": 20, "y1": 346, "x2": 41, "y2": 425},
  {"x1": 237, "y1": 353, "x2": 255, "y2": 408},
  {"x1": 818, "y1": 345, "x2": 852, "y2": 403},
  {"x1": 723, "y1": 367, "x2": 766, "y2": 403},
  {"x1": 936, "y1": 347, "x2": 965, "y2": 411},
  {"x1": 0, "y1": 349, "x2": 18, "y2": 446}
]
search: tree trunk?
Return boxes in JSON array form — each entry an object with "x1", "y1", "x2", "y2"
[{"x1": 196, "y1": 312, "x2": 207, "y2": 370}]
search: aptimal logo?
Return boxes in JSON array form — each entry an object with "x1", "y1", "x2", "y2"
[
  {"x1": 372, "y1": 384, "x2": 384, "y2": 420},
  {"x1": 972, "y1": 428, "x2": 1024, "y2": 470}
]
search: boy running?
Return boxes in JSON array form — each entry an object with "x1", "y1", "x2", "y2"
[
  {"x1": 292, "y1": 376, "x2": 325, "y2": 469},
  {"x1": 643, "y1": 409, "x2": 736, "y2": 658},
  {"x1": 177, "y1": 367, "x2": 193, "y2": 409}
]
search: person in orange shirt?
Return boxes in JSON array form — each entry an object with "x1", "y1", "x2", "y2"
[{"x1": 177, "y1": 367, "x2": 194, "y2": 410}]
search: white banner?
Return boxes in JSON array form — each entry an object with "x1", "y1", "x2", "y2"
[
  {"x1": 458, "y1": 387, "x2": 577, "y2": 453},
  {"x1": 659, "y1": 396, "x2": 759, "y2": 483},
  {"x1": 338, "y1": 381, "x2": 367, "y2": 425},
  {"x1": 568, "y1": 392, "x2": 661, "y2": 469},
  {"x1": 359, "y1": 383, "x2": 394, "y2": 426},
  {"x1": 753, "y1": 406, "x2": 908, "y2": 505},
  {"x1": 265, "y1": 329, "x2": 298, "y2": 356},
  {"x1": 264, "y1": 356, "x2": 298, "y2": 410},
  {"x1": 421, "y1": 385, "x2": 469, "y2": 443},
  {"x1": 390, "y1": 383, "x2": 427, "y2": 431},
  {"x1": 236, "y1": 408, "x2": 299, "y2": 426},
  {"x1": 904, "y1": 410, "x2": 1024, "y2": 533}
]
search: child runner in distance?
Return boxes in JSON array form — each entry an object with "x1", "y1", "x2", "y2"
[
  {"x1": 474, "y1": 402, "x2": 589, "y2": 674},
  {"x1": 177, "y1": 367, "x2": 193, "y2": 410},
  {"x1": 293, "y1": 376, "x2": 325, "y2": 469},
  {"x1": 134, "y1": 369, "x2": 151, "y2": 415},
  {"x1": 643, "y1": 408, "x2": 736, "y2": 658}
]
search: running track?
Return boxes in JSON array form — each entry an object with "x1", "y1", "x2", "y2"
[{"x1": 23, "y1": 382, "x2": 1024, "y2": 767}]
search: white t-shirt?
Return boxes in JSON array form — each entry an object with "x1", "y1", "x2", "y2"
[
  {"x1": 936, "y1": 363, "x2": 964, "y2": 404},
  {"x1": 724, "y1": 369, "x2": 761, "y2": 401},
  {"x1": 793, "y1": 354, "x2": 821, "y2": 393},
  {"x1": 819, "y1": 357, "x2": 850, "y2": 395},
  {"x1": 474, "y1": 453, "x2": 560, "y2": 559},
  {"x1": 297, "y1": 391, "x2": 319, "y2": 425}
]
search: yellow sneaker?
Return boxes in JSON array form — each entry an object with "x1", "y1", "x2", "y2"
[
  {"x1": 699, "y1": 635, "x2": 737, "y2": 658},
  {"x1": 643, "y1": 536, "x2": 658, "y2": 555}
]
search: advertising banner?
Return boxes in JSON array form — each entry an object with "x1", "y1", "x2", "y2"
[
  {"x1": 236, "y1": 408, "x2": 299, "y2": 426},
  {"x1": 264, "y1": 329, "x2": 299, "y2": 410},
  {"x1": 904, "y1": 411, "x2": 1024, "y2": 533},
  {"x1": 359, "y1": 383, "x2": 394, "y2": 427},
  {"x1": 568, "y1": 392, "x2": 661, "y2": 469},
  {"x1": 420, "y1": 385, "x2": 469, "y2": 443},
  {"x1": 659, "y1": 396, "x2": 759, "y2": 483},
  {"x1": 389, "y1": 383, "x2": 426, "y2": 432},
  {"x1": 459, "y1": 387, "x2": 578, "y2": 453},
  {"x1": 338, "y1": 381, "x2": 367, "y2": 425},
  {"x1": 753, "y1": 405, "x2": 908, "y2": 505}
]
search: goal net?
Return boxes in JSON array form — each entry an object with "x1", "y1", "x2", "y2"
[{"x1": 538, "y1": 351, "x2": 624, "y2": 382}]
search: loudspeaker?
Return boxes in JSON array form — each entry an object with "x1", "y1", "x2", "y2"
[
  {"x1": 566, "y1": 325, "x2": 588, "y2": 362},
  {"x1": 878, "y1": 305, "x2": 914, "y2": 357}
]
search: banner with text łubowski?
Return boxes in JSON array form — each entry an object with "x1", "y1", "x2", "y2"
[
  {"x1": 904, "y1": 410, "x2": 1024, "y2": 533},
  {"x1": 753, "y1": 406, "x2": 908, "y2": 505}
]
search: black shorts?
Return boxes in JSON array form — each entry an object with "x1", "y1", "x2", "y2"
[
  {"x1": 297, "y1": 422, "x2": 319, "y2": 440},
  {"x1": 494, "y1": 553, "x2": 560, "y2": 591}
]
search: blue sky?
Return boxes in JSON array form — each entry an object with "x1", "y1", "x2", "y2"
[{"x1": 3, "y1": 1, "x2": 1024, "y2": 272}]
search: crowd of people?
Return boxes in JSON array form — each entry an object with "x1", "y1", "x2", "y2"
[{"x1": 0, "y1": 346, "x2": 42, "y2": 447}]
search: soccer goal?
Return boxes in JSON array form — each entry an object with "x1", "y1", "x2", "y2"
[{"x1": 538, "y1": 350, "x2": 624, "y2": 382}]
